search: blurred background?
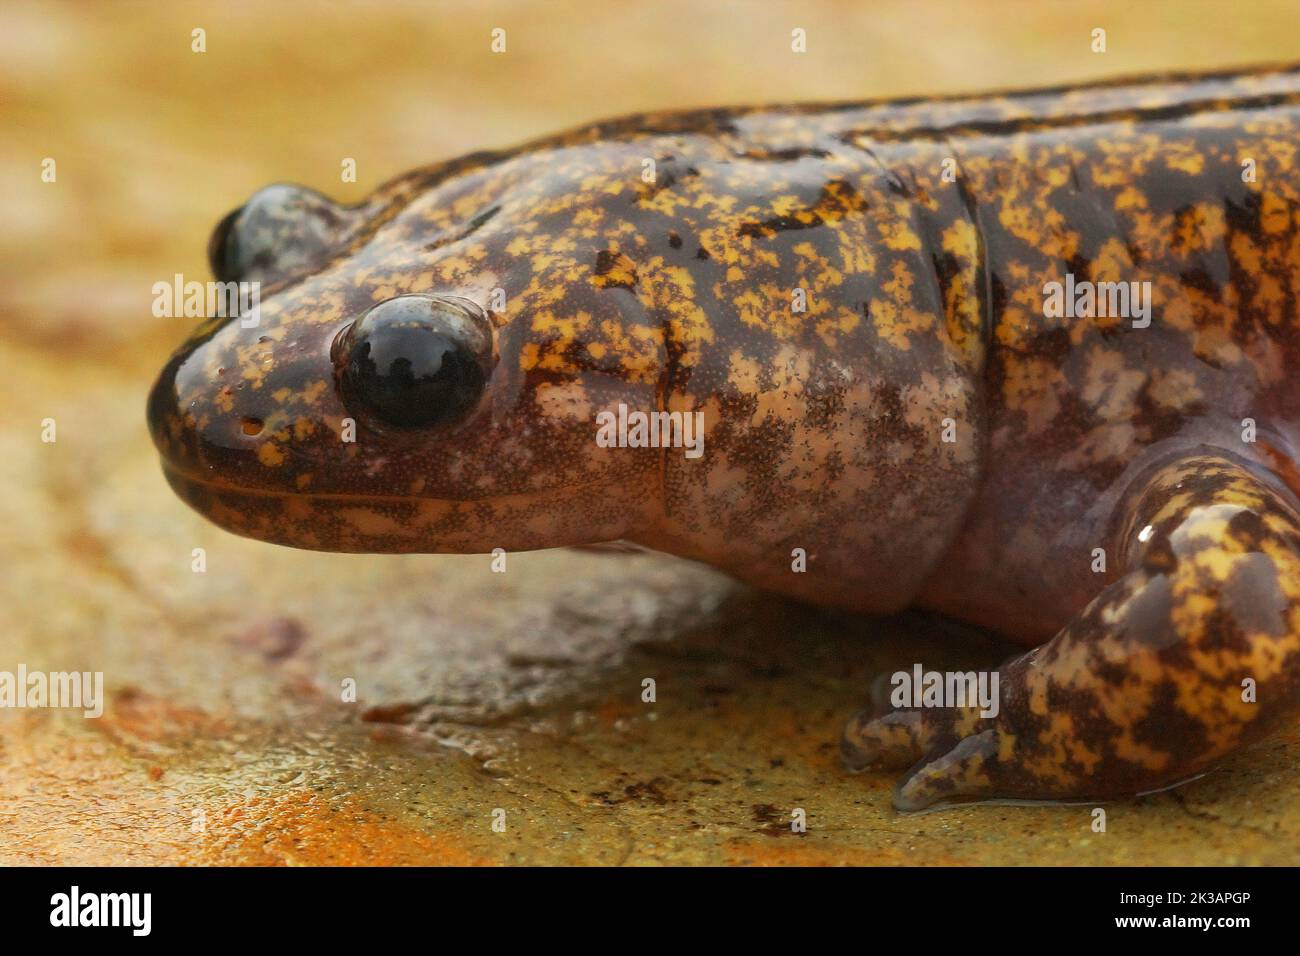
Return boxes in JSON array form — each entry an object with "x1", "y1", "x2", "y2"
[{"x1": 2, "y1": 0, "x2": 1298, "y2": 865}]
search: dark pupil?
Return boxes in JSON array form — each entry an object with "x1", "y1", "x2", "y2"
[{"x1": 347, "y1": 324, "x2": 484, "y2": 427}]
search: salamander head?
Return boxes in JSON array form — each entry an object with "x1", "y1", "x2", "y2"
[{"x1": 147, "y1": 146, "x2": 672, "y2": 553}]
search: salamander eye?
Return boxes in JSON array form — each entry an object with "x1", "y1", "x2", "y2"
[
  {"x1": 336, "y1": 294, "x2": 495, "y2": 429},
  {"x1": 208, "y1": 184, "x2": 353, "y2": 285}
]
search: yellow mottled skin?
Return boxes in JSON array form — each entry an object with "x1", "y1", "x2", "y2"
[{"x1": 150, "y1": 65, "x2": 1300, "y2": 809}]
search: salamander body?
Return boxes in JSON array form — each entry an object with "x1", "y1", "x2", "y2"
[{"x1": 148, "y1": 65, "x2": 1300, "y2": 808}]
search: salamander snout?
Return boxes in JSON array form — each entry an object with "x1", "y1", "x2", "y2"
[{"x1": 208, "y1": 183, "x2": 359, "y2": 286}]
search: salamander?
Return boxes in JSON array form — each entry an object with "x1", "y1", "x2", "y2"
[{"x1": 148, "y1": 64, "x2": 1300, "y2": 809}]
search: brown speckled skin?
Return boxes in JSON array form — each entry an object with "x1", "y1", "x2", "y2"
[{"x1": 149, "y1": 65, "x2": 1300, "y2": 809}]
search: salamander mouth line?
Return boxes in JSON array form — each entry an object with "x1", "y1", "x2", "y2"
[{"x1": 161, "y1": 462, "x2": 616, "y2": 505}]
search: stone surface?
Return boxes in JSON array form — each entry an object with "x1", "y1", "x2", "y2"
[{"x1": 2, "y1": 0, "x2": 1299, "y2": 865}]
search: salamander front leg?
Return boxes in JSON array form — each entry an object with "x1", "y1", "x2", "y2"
[{"x1": 843, "y1": 452, "x2": 1300, "y2": 810}]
